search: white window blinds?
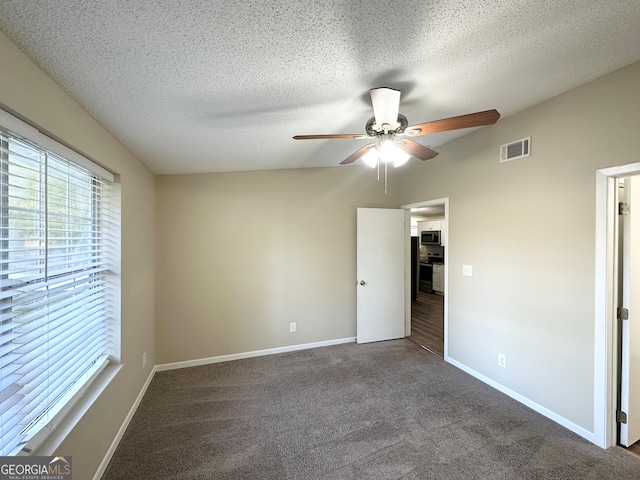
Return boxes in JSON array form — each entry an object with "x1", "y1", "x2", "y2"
[{"x1": 0, "y1": 122, "x2": 115, "y2": 456}]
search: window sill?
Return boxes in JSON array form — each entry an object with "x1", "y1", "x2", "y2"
[{"x1": 22, "y1": 364, "x2": 123, "y2": 457}]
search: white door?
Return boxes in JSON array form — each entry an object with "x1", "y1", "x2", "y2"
[
  {"x1": 620, "y1": 176, "x2": 640, "y2": 446},
  {"x1": 356, "y1": 208, "x2": 406, "y2": 344}
]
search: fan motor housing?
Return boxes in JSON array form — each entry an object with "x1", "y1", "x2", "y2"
[{"x1": 366, "y1": 114, "x2": 408, "y2": 136}]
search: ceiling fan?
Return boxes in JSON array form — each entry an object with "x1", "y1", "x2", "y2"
[{"x1": 293, "y1": 88, "x2": 500, "y2": 169}]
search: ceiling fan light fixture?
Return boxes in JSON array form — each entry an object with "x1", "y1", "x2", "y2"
[
  {"x1": 393, "y1": 148, "x2": 411, "y2": 168},
  {"x1": 292, "y1": 87, "x2": 500, "y2": 192},
  {"x1": 378, "y1": 140, "x2": 397, "y2": 163},
  {"x1": 377, "y1": 139, "x2": 410, "y2": 167},
  {"x1": 361, "y1": 147, "x2": 379, "y2": 168}
]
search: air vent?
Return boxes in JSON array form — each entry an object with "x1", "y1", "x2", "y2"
[{"x1": 500, "y1": 137, "x2": 531, "y2": 163}]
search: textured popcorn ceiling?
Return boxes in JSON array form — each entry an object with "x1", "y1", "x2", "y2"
[{"x1": 1, "y1": 1, "x2": 640, "y2": 174}]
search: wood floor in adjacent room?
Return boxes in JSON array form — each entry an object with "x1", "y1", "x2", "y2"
[
  {"x1": 409, "y1": 290, "x2": 444, "y2": 357},
  {"x1": 627, "y1": 440, "x2": 640, "y2": 458}
]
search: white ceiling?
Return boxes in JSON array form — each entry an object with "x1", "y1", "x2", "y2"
[
  {"x1": 412, "y1": 205, "x2": 446, "y2": 220},
  {"x1": 1, "y1": 1, "x2": 640, "y2": 175}
]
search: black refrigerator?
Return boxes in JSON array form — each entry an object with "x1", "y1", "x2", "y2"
[{"x1": 411, "y1": 236, "x2": 420, "y2": 301}]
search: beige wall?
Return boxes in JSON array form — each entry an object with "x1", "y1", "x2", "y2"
[
  {"x1": 0, "y1": 32, "x2": 155, "y2": 479},
  {"x1": 155, "y1": 167, "x2": 402, "y2": 363},
  {"x1": 397, "y1": 61, "x2": 640, "y2": 432}
]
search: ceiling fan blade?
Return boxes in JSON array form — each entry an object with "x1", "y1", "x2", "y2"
[
  {"x1": 398, "y1": 139, "x2": 439, "y2": 161},
  {"x1": 405, "y1": 109, "x2": 500, "y2": 137},
  {"x1": 340, "y1": 143, "x2": 376, "y2": 165},
  {"x1": 293, "y1": 133, "x2": 370, "y2": 140},
  {"x1": 370, "y1": 87, "x2": 401, "y2": 131}
]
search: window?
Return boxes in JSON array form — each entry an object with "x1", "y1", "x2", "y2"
[{"x1": 0, "y1": 113, "x2": 117, "y2": 456}]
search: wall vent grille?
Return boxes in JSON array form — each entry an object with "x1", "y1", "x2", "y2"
[{"x1": 500, "y1": 137, "x2": 531, "y2": 163}]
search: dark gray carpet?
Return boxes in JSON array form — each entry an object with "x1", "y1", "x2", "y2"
[{"x1": 102, "y1": 339, "x2": 640, "y2": 479}]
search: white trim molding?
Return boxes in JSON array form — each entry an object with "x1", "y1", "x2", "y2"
[
  {"x1": 446, "y1": 357, "x2": 594, "y2": 443},
  {"x1": 156, "y1": 337, "x2": 356, "y2": 372},
  {"x1": 92, "y1": 367, "x2": 157, "y2": 480},
  {"x1": 94, "y1": 337, "x2": 356, "y2": 478},
  {"x1": 593, "y1": 161, "x2": 640, "y2": 449}
]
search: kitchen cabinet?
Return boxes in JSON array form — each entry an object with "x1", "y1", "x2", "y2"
[
  {"x1": 418, "y1": 220, "x2": 442, "y2": 232},
  {"x1": 432, "y1": 264, "x2": 444, "y2": 293}
]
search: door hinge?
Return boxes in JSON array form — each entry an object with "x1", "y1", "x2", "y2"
[
  {"x1": 617, "y1": 410, "x2": 628, "y2": 424},
  {"x1": 617, "y1": 307, "x2": 629, "y2": 321},
  {"x1": 619, "y1": 202, "x2": 630, "y2": 215}
]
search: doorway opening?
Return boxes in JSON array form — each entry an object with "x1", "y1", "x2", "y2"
[
  {"x1": 615, "y1": 176, "x2": 640, "y2": 454},
  {"x1": 402, "y1": 198, "x2": 448, "y2": 358},
  {"x1": 594, "y1": 162, "x2": 640, "y2": 450}
]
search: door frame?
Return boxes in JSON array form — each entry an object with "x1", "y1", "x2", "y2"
[
  {"x1": 401, "y1": 197, "x2": 449, "y2": 358},
  {"x1": 594, "y1": 162, "x2": 640, "y2": 448}
]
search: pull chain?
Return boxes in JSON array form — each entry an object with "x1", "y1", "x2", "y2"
[{"x1": 384, "y1": 161, "x2": 388, "y2": 195}]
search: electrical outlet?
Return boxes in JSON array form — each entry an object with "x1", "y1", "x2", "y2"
[
  {"x1": 498, "y1": 353, "x2": 507, "y2": 369},
  {"x1": 463, "y1": 265, "x2": 473, "y2": 276},
  {"x1": 290, "y1": 322, "x2": 297, "y2": 333},
  {"x1": 142, "y1": 352, "x2": 147, "y2": 368}
]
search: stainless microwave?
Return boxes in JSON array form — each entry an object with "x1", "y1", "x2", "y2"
[{"x1": 421, "y1": 230, "x2": 441, "y2": 245}]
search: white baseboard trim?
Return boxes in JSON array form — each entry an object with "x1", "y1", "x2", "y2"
[
  {"x1": 156, "y1": 337, "x2": 357, "y2": 372},
  {"x1": 93, "y1": 366, "x2": 157, "y2": 480},
  {"x1": 445, "y1": 356, "x2": 595, "y2": 444}
]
